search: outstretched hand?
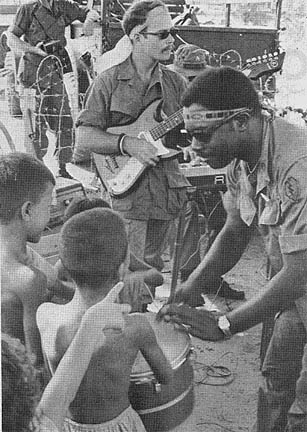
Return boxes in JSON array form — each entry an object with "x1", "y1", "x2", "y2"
[
  {"x1": 157, "y1": 303, "x2": 224, "y2": 341},
  {"x1": 171, "y1": 281, "x2": 202, "y2": 306},
  {"x1": 81, "y1": 282, "x2": 131, "y2": 345}
]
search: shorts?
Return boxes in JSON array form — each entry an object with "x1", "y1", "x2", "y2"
[{"x1": 63, "y1": 405, "x2": 146, "y2": 432}]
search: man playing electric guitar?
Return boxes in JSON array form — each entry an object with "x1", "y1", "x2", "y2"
[{"x1": 74, "y1": 0, "x2": 192, "y2": 271}]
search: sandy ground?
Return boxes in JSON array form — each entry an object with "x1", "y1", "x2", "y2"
[{"x1": 1, "y1": 98, "x2": 269, "y2": 432}]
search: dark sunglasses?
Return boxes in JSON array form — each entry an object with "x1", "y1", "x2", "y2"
[
  {"x1": 184, "y1": 121, "x2": 227, "y2": 143},
  {"x1": 140, "y1": 27, "x2": 178, "y2": 40}
]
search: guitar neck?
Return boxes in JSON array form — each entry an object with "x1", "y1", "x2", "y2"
[{"x1": 149, "y1": 108, "x2": 184, "y2": 141}]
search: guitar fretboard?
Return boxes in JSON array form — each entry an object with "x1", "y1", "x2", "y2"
[{"x1": 150, "y1": 108, "x2": 184, "y2": 141}]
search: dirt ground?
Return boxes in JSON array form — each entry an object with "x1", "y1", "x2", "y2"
[
  {"x1": 1, "y1": 101, "x2": 269, "y2": 432},
  {"x1": 153, "y1": 230, "x2": 267, "y2": 432}
]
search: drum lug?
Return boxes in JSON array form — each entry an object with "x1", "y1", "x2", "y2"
[
  {"x1": 189, "y1": 346, "x2": 196, "y2": 361},
  {"x1": 154, "y1": 381, "x2": 162, "y2": 393}
]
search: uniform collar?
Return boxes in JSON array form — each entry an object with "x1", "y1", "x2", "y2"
[
  {"x1": 39, "y1": 0, "x2": 53, "y2": 12},
  {"x1": 117, "y1": 56, "x2": 161, "y2": 87},
  {"x1": 255, "y1": 111, "x2": 274, "y2": 196}
]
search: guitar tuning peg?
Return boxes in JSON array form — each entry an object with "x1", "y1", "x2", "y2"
[{"x1": 262, "y1": 54, "x2": 268, "y2": 59}]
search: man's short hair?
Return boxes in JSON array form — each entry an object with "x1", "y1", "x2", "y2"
[
  {"x1": 181, "y1": 67, "x2": 261, "y2": 114},
  {"x1": 59, "y1": 208, "x2": 128, "y2": 288},
  {"x1": 122, "y1": 0, "x2": 167, "y2": 36},
  {"x1": 63, "y1": 196, "x2": 110, "y2": 223},
  {"x1": 0, "y1": 153, "x2": 55, "y2": 224}
]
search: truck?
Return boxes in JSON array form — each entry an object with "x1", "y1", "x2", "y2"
[{"x1": 0, "y1": 0, "x2": 284, "y2": 118}]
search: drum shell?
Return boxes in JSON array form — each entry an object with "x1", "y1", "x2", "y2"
[
  {"x1": 129, "y1": 313, "x2": 194, "y2": 431},
  {"x1": 129, "y1": 358, "x2": 193, "y2": 431}
]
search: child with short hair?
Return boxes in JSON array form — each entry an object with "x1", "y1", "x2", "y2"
[
  {"x1": 55, "y1": 196, "x2": 164, "y2": 312},
  {"x1": 37, "y1": 208, "x2": 173, "y2": 431},
  {"x1": 0, "y1": 152, "x2": 59, "y2": 365},
  {"x1": 1, "y1": 152, "x2": 77, "y2": 365}
]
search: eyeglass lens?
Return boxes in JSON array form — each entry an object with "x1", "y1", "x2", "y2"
[{"x1": 142, "y1": 28, "x2": 177, "y2": 40}]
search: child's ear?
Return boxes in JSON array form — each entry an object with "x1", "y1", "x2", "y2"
[{"x1": 21, "y1": 201, "x2": 33, "y2": 221}]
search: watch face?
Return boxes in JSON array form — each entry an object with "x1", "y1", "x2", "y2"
[{"x1": 218, "y1": 316, "x2": 231, "y2": 338}]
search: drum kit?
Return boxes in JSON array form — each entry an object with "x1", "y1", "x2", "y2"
[
  {"x1": 128, "y1": 161, "x2": 227, "y2": 430},
  {"x1": 129, "y1": 313, "x2": 194, "y2": 432}
]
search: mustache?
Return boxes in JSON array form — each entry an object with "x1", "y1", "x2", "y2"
[{"x1": 162, "y1": 44, "x2": 174, "y2": 53}]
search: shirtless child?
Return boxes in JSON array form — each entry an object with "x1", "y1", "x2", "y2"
[
  {"x1": 37, "y1": 208, "x2": 173, "y2": 430},
  {"x1": 55, "y1": 196, "x2": 164, "y2": 312},
  {"x1": 0, "y1": 152, "x2": 61, "y2": 365}
]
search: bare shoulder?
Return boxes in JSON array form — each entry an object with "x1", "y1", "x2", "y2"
[{"x1": 2, "y1": 260, "x2": 48, "y2": 305}]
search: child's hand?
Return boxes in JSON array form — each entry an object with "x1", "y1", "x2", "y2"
[{"x1": 81, "y1": 282, "x2": 131, "y2": 345}]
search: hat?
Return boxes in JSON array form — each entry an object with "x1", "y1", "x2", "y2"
[{"x1": 168, "y1": 44, "x2": 210, "y2": 79}]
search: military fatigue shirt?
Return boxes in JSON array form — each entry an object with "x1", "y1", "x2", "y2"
[
  {"x1": 226, "y1": 113, "x2": 307, "y2": 329},
  {"x1": 76, "y1": 56, "x2": 190, "y2": 220},
  {"x1": 10, "y1": 0, "x2": 87, "y2": 47}
]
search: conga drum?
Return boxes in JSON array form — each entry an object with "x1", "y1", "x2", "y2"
[{"x1": 129, "y1": 312, "x2": 194, "y2": 431}]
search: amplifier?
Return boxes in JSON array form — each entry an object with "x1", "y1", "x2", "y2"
[
  {"x1": 179, "y1": 163, "x2": 227, "y2": 190},
  {"x1": 48, "y1": 177, "x2": 86, "y2": 227}
]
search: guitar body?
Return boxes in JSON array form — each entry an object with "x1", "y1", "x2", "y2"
[
  {"x1": 108, "y1": 99, "x2": 161, "y2": 137},
  {"x1": 242, "y1": 50, "x2": 285, "y2": 80},
  {"x1": 93, "y1": 100, "x2": 182, "y2": 196}
]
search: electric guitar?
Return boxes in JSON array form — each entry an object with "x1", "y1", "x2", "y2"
[
  {"x1": 242, "y1": 49, "x2": 286, "y2": 80},
  {"x1": 93, "y1": 100, "x2": 184, "y2": 197}
]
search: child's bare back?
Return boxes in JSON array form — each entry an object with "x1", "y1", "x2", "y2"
[{"x1": 37, "y1": 301, "x2": 172, "y2": 425}]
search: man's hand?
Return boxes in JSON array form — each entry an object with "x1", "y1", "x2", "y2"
[
  {"x1": 33, "y1": 43, "x2": 48, "y2": 57},
  {"x1": 158, "y1": 303, "x2": 224, "y2": 341},
  {"x1": 172, "y1": 280, "x2": 202, "y2": 306},
  {"x1": 181, "y1": 145, "x2": 198, "y2": 162},
  {"x1": 81, "y1": 282, "x2": 131, "y2": 345},
  {"x1": 123, "y1": 136, "x2": 160, "y2": 167}
]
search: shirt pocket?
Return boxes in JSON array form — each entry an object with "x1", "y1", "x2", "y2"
[
  {"x1": 110, "y1": 85, "x2": 140, "y2": 120},
  {"x1": 259, "y1": 198, "x2": 281, "y2": 226}
]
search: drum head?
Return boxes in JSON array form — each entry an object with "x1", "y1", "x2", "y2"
[{"x1": 131, "y1": 312, "x2": 191, "y2": 377}]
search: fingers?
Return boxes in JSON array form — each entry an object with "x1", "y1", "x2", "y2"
[{"x1": 104, "y1": 281, "x2": 125, "y2": 302}]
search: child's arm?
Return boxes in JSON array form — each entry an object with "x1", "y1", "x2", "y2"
[
  {"x1": 136, "y1": 315, "x2": 173, "y2": 385},
  {"x1": 20, "y1": 268, "x2": 48, "y2": 366},
  {"x1": 1, "y1": 291, "x2": 24, "y2": 341},
  {"x1": 36, "y1": 283, "x2": 130, "y2": 431}
]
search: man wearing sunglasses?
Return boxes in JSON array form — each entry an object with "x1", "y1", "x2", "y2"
[
  {"x1": 74, "y1": 0, "x2": 193, "y2": 272},
  {"x1": 160, "y1": 67, "x2": 307, "y2": 431}
]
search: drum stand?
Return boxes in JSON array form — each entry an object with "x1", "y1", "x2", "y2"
[
  {"x1": 168, "y1": 183, "x2": 226, "y2": 303},
  {"x1": 168, "y1": 187, "x2": 198, "y2": 302}
]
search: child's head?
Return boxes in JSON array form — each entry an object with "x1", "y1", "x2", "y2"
[
  {"x1": 0, "y1": 153, "x2": 55, "y2": 241},
  {"x1": 63, "y1": 196, "x2": 110, "y2": 222},
  {"x1": 59, "y1": 208, "x2": 129, "y2": 290}
]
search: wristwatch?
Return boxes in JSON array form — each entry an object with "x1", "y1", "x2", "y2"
[{"x1": 217, "y1": 315, "x2": 232, "y2": 339}]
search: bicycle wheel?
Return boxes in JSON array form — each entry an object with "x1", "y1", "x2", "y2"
[{"x1": 0, "y1": 119, "x2": 16, "y2": 155}]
